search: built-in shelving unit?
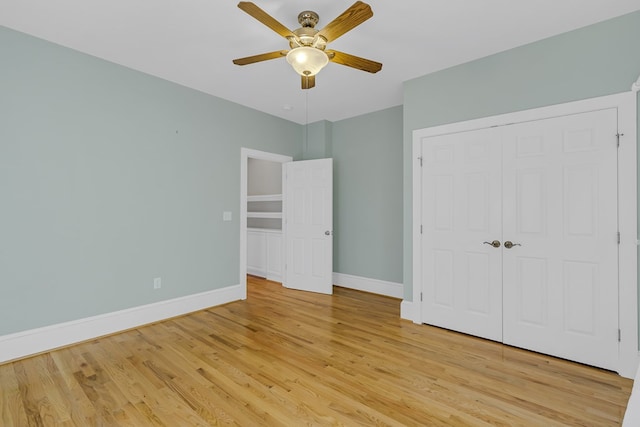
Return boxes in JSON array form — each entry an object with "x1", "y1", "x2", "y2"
[
  {"x1": 246, "y1": 158, "x2": 284, "y2": 282},
  {"x1": 246, "y1": 194, "x2": 283, "y2": 281},
  {"x1": 247, "y1": 194, "x2": 283, "y2": 229}
]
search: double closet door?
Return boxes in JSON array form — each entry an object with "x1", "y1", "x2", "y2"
[{"x1": 420, "y1": 108, "x2": 619, "y2": 370}]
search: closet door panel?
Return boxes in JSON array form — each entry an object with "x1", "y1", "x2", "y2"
[
  {"x1": 502, "y1": 109, "x2": 619, "y2": 371},
  {"x1": 421, "y1": 128, "x2": 503, "y2": 342}
]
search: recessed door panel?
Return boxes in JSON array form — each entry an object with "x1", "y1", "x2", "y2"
[
  {"x1": 516, "y1": 135, "x2": 544, "y2": 158},
  {"x1": 311, "y1": 187, "x2": 325, "y2": 226},
  {"x1": 517, "y1": 169, "x2": 546, "y2": 235},
  {"x1": 433, "y1": 145, "x2": 454, "y2": 164},
  {"x1": 466, "y1": 252, "x2": 490, "y2": 315},
  {"x1": 467, "y1": 173, "x2": 489, "y2": 232},
  {"x1": 311, "y1": 238, "x2": 325, "y2": 278},
  {"x1": 465, "y1": 139, "x2": 490, "y2": 161},
  {"x1": 563, "y1": 261, "x2": 598, "y2": 336},
  {"x1": 293, "y1": 189, "x2": 305, "y2": 225},
  {"x1": 516, "y1": 257, "x2": 547, "y2": 327},
  {"x1": 563, "y1": 128, "x2": 595, "y2": 153},
  {"x1": 292, "y1": 238, "x2": 305, "y2": 275},
  {"x1": 434, "y1": 175, "x2": 454, "y2": 231},
  {"x1": 565, "y1": 165, "x2": 597, "y2": 237},
  {"x1": 433, "y1": 250, "x2": 454, "y2": 308}
]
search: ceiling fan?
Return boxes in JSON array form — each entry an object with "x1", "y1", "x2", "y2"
[{"x1": 232, "y1": 1, "x2": 382, "y2": 89}]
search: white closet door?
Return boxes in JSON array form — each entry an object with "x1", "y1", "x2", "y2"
[
  {"x1": 421, "y1": 128, "x2": 503, "y2": 341},
  {"x1": 502, "y1": 109, "x2": 619, "y2": 370}
]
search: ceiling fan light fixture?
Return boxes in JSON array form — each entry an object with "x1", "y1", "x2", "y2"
[{"x1": 286, "y1": 46, "x2": 329, "y2": 76}]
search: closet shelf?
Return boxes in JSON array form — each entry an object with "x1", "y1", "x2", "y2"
[
  {"x1": 247, "y1": 227, "x2": 282, "y2": 233},
  {"x1": 247, "y1": 194, "x2": 282, "y2": 202},
  {"x1": 247, "y1": 212, "x2": 282, "y2": 219}
]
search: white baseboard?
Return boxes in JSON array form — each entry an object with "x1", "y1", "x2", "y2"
[
  {"x1": 401, "y1": 300, "x2": 418, "y2": 322},
  {"x1": 332, "y1": 272, "x2": 403, "y2": 299},
  {"x1": 247, "y1": 267, "x2": 266, "y2": 278},
  {"x1": 620, "y1": 352, "x2": 640, "y2": 380},
  {"x1": 0, "y1": 284, "x2": 243, "y2": 364}
]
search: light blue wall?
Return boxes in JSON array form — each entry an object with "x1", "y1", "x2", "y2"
[
  {"x1": 332, "y1": 106, "x2": 403, "y2": 283},
  {"x1": 3, "y1": 9, "x2": 638, "y2": 337},
  {"x1": 403, "y1": 11, "x2": 640, "y2": 301},
  {"x1": 0, "y1": 26, "x2": 303, "y2": 335},
  {"x1": 303, "y1": 120, "x2": 333, "y2": 160}
]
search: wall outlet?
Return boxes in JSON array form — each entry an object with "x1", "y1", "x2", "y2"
[{"x1": 153, "y1": 277, "x2": 162, "y2": 289}]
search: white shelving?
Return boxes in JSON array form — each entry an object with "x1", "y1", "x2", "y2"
[
  {"x1": 247, "y1": 194, "x2": 282, "y2": 202},
  {"x1": 247, "y1": 212, "x2": 282, "y2": 219},
  {"x1": 247, "y1": 193, "x2": 283, "y2": 226},
  {"x1": 247, "y1": 195, "x2": 283, "y2": 281},
  {"x1": 247, "y1": 228, "x2": 283, "y2": 281}
]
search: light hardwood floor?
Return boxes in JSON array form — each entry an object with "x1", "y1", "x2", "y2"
[{"x1": 0, "y1": 276, "x2": 633, "y2": 426}]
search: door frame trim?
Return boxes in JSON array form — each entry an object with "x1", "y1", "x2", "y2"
[
  {"x1": 240, "y1": 148, "x2": 292, "y2": 299},
  {"x1": 412, "y1": 90, "x2": 638, "y2": 377}
]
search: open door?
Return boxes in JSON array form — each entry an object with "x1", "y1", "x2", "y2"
[{"x1": 283, "y1": 158, "x2": 333, "y2": 294}]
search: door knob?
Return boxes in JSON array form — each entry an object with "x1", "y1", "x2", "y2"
[
  {"x1": 325, "y1": 230, "x2": 332, "y2": 236},
  {"x1": 483, "y1": 240, "x2": 501, "y2": 248},
  {"x1": 504, "y1": 241, "x2": 521, "y2": 249}
]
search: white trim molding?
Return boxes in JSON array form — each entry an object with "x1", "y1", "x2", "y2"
[
  {"x1": 0, "y1": 284, "x2": 243, "y2": 364},
  {"x1": 333, "y1": 273, "x2": 403, "y2": 299},
  {"x1": 400, "y1": 300, "x2": 417, "y2": 322},
  {"x1": 412, "y1": 90, "x2": 637, "y2": 378},
  {"x1": 632, "y1": 74, "x2": 640, "y2": 92}
]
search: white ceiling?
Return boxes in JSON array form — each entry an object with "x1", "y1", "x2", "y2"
[{"x1": 2, "y1": 1, "x2": 640, "y2": 124}]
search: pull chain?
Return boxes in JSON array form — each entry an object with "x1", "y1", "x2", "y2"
[{"x1": 305, "y1": 91, "x2": 309, "y2": 153}]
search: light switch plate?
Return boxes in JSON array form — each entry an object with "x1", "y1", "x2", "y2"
[{"x1": 223, "y1": 211, "x2": 232, "y2": 221}]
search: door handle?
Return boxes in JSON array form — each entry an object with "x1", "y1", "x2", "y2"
[
  {"x1": 504, "y1": 241, "x2": 521, "y2": 249},
  {"x1": 325, "y1": 230, "x2": 332, "y2": 236},
  {"x1": 483, "y1": 240, "x2": 501, "y2": 248}
]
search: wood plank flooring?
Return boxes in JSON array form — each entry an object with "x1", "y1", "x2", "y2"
[{"x1": 0, "y1": 276, "x2": 633, "y2": 426}]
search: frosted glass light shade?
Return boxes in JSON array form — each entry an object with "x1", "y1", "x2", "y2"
[{"x1": 286, "y1": 47, "x2": 329, "y2": 76}]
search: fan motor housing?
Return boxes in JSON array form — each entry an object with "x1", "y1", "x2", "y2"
[
  {"x1": 298, "y1": 11, "x2": 319, "y2": 28},
  {"x1": 290, "y1": 27, "x2": 327, "y2": 50}
]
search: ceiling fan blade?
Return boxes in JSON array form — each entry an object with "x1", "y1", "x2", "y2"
[
  {"x1": 326, "y1": 50, "x2": 382, "y2": 73},
  {"x1": 301, "y1": 75, "x2": 316, "y2": 90},
  {"x1": 317, "y1": 1, "x2": 373, "y2": 43},
  {"x1": 233, "y1": 50, "x2": 288, "y2": 66},
  {"x1": 237, "y1": 2, "x2": 295, "y2": 39}
]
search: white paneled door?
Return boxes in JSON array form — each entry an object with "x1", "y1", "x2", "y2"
[
  {"x1": 501, "y1": 109, "x2": 618, "y2": 370},
  {"x1": 420, "y1": 108, "x2": 619, "y2": 370},
  {"x1": 421, "y1": 128, "x2": 503, "y2": 341},
  {"x1": 284, "y1": 159, "x2": 333, "y2": 295}
]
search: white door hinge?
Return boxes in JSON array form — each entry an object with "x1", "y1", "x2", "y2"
[
  {"x1": 420, "y1": 292, "x2": 423, "y2": 302},
  {"x1": 618, "y1": 329, "x2": 621, "y2": 342},
  {"x1": 616, "y1": 133, "x2": 624, "y2": 147},
  {"x1": 418, "y1": 156, "x2": 423, "y2": 167},
  {"x1": 618, "y1": 231, "x2": 621, "y2": 244}
]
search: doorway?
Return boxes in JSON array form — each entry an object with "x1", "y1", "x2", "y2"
[{"x1": 240, "y1": 148, "x2": 292, "y2": 298}]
